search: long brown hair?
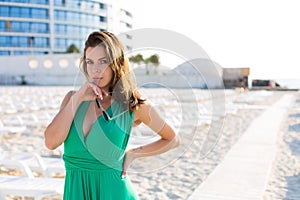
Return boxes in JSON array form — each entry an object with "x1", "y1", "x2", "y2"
[{"x1": 80, "y1": 31, "x2": 144, "y2": 111}]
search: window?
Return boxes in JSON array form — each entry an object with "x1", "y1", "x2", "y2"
[
  {"x1": 0, "y1": 21, "x2": 5, "y2": 32},
  {"x1": 99, "y1": 16, "x2": 106, "y2": 22},
  {"x1": 11, "y1": 21, "x2": 21, "y2": 32},
  {"x1": 11, "y1": 36, "x2": 17, "y2": 47},
  {"x1": 33, "y1": 37, "x2": 49, "y2": 48},
  {"x1": 0, "y1": 36, "x2": 10, "y2": 47},
  {"x1": 11, "y1": 7, "x2": 21, "y2": 18},
  {"x1": 0, "y1": 51, "x2": 10, "y2": 55},
  {"x1": 99, "y1": 3, "x2": 104, "y2": 9},
  {"x1": 30, "y1": 0, "x2": 49, "y2": 4},
  {"x1": 55, "y1": 24, "x2": 66, "y2": 34},
  {"x1": 55, "y1": 38, "x2": 66, "y2": 48},
  {"x1": 33, "y1": 51, "x2": 46, "y2": 55},
  {"x1": 21, "y1": 22, "x2": 30, "y2": 32},
  {"x1": 54, "y1": 10, "x2": 65, "y2": 21},
  {"x1": 37, "y1": 23, "x2": 48, "y2": 33},
  {"x1": 0, "y1": 6, "x2": 9, "y2": 17},
  {"x1": 14, "y1": 51, "x2": 30, "y2": 55},
  {"x1": 31, "y1": 23, "x2": 49, "y2": 33},
  {"x1": 66, "y1": 12, "x2": 73, "y2": 21},
  {"x1": 31, "y1": 23, "x2": 39, "y2": 33},
  {"x1": 11, "y1": 36, "x2": 28, "y2": 47},
  {"x1": 0, "y1": 6, "x2": 48, "y2": 19},
  {"x1": 69, "y1": 0, "x2": 80, "y2": 8},
  {"x1": 20, "y1": 37, "x2": 28, "y2": 47},
  {"x1": 54, "y1": 0, "x2": 64, "y2": 6},
  {"x1": 31, "y1": 8, "x2": 48, "y2": 19},
  {"x1": 22, "y1": 8, "x2": 30, "y2": 18},
  {"x1": 81, "y1": 14, "x2": 87, "y2": 22}
]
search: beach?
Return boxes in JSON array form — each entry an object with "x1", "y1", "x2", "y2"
[
  {"x1": 0, "y1": 86, "x2": 299, "y2": 200},
  {"x1": 263, "y1": 91, "x2": 300, "y2": 200}
]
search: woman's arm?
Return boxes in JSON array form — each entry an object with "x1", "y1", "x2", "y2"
[
  {"x1": 44, "y1": 82, "x2": 107, "y2": 150},
  {"x1": 123, "y1": 100, "x2": 180, "y2": 175},
  {"x1": 44, "y1": 91, "x2": 80, "y2": 150}
]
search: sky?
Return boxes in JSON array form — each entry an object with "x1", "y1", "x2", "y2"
[{"x1": 120, "y1": 0, "x2": 300, "y2": 80}]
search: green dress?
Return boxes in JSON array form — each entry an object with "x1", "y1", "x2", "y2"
[{"x1": 63, "y1": 101, "x2": 138, "y2": 200}]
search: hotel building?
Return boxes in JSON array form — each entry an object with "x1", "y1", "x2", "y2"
[
  {"x1": 0, "y1": 0, "x2": 133, "y2": 56},
  {"x1": 0, "y1": 0, "x2": 133, "y2": 85}
]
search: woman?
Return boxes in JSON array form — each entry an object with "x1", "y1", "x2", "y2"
[{"x1": 44, "y1": 31, "x2": 179, "y2": 199}]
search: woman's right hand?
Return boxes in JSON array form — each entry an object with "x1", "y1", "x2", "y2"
[{"x1": 75, "y1": 82, "x2": 108, "y2": 103}]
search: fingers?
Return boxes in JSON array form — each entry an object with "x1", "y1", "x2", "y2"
[
  {"x1": 95, "y1": 88, "x2": 103, "y2": 100},
  {"x1": 122, "y1": 155, "x2": 128, "y2": 178},
  {"x1": 92, "y1": 83, "x2": 102, "y2": 99},
  {"x1": 87, "y1": 82, "x2": 105, "y2": 100},
  {"x1": 101, "y1": 89, "x2": 109, "y2": 97},
  {"x1": 122, "y1": 159, "x2": 128, "y2": 178},
  {"x1": 122, "y1": 150, "x2": 135, "y2": 178},
  {"x1": 121, "y1": 161, "x2": 128, "y2": 178},
  {"x1": 121, "y1": 171, "x2": 126, "y2": 179}
]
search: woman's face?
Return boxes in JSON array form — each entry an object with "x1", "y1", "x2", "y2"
[{"x1": 85, "y1": 45, "x2": 113, "y2": 90}]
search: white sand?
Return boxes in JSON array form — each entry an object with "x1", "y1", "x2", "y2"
[
  {"x1": 263, "y1": 91, "x2": 300, "y2": 200},
  {"x1": 1, "y1": 87, "x2": 298, "y2": 200},
  {"x1": 129, "y1": 91, "x2": 281, "y2": 200}
]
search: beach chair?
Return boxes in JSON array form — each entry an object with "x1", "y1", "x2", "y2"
[
  {"x1": 0, "y1": 119, "x2": 27, "y2": 139},
  {"x1": 1, "y1": 152, "x2": 65, "y2": 178},
  {"x1": 0, "y1": 159, "x2": 64, "y2": 200}
]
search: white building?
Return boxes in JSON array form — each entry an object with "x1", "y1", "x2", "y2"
[
  {"x1": 0, "y1": 53, "x2": 83, "y2": 85},
  {"x1": 0, "y1": 0, "x2": 133, "y2": 55},
  {"x1": 133, "y1": 59, "x2": 224, "y2": 89},
  {"x1": 0, "y1": 0, "x2": 133, "y2": 85}
]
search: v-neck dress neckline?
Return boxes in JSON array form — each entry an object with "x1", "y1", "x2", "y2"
[
  {"x1": 62, "y1": 100, "x2": 138, "y2": 199},
  {"x1": 82, "y1": 100, "x2": 115, "y2": 141}
]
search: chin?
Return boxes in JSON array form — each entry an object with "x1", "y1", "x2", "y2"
[{"x1": 99, "y1": 83, "x2": 110, "y2": 90}]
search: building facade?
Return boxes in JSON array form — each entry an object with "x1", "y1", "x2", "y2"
[
  {"x1": 222, "y1": 68, "x2": 250, "y2": 89},
  {"x1": 0, "y1": 0, "x2": 133, "y2": 56},
  {"x1": 133, "y1": 59, "x2": 224, "y2": 89}
]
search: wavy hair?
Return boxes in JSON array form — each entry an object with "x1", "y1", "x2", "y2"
[{"x1": 80, "y1": 31, "x2": 144, "y2": 111}]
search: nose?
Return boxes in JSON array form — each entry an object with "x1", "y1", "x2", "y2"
[
  {"x1": 91, "y1": 64, "x2": 103, "y2": 73},
  {"x1": 93, "y1": 65, "x2": 101, "y2": 72},
  {"x1": 93, "y1": 65, "x2": 109, "y2": 73}
]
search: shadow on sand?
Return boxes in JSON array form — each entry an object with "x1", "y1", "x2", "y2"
[
  {"x1": 284, "y1": 174, "x2": 300, "y2": 200},
  {"x1": 288, "y1": 124, "x2": 300, "y2": 132},
  {"x1": 284, "y1": 110, "x2": 300, "y2": 199},
  {"x1": 289, "y1": 113, "x2": 300, "y2": 118}
]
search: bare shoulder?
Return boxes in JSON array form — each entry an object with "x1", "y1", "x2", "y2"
[
  {"x1": 134, "y1": 99, "x2": 151, "y2": 116},
  {"x1": 133, "y1": 99, "x2": 158, "y2": 124},
  {"x1": 59, "y1": 90, "x2": 76, "y2": 110}
]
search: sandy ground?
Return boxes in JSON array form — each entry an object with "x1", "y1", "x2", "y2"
[
  {"x1": 129, "y1": 91, "x2": 286, "y2": 200},
  {"x1": 263, "y1": 91, "x2": 300, "y2": 200},
  {"x1": 1, "y1": 87, "x2": 298, "y2": 200}
]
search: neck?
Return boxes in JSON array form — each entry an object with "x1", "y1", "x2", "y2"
[
  {"x1": 100, "y1": 95, "x2": 113, "y2": 104},
  {"x1": 100, "y1": 86, "x2": 110, "y2": 95}
]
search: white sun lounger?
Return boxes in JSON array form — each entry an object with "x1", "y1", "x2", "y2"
[
  {"x1": 0, "y1": 175, "x2": 64, "y2": 200},
  {"x1": 1, "y1": 152, "x2": 65, "y2": 178},
  {"x1": 0, "y1": 119, "x2": 27, "y2": 139},
  {"x1": 0, "y1": 160, "x2": 64, "y2": 200}
]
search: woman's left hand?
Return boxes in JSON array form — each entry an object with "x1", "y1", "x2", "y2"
[{"x1": 122, "y1": 149, "x2": 136, "y2": 178}]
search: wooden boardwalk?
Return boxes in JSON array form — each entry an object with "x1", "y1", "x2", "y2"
[{"x1": 188, "y1": 94, "x2": 292, "y2": 200}]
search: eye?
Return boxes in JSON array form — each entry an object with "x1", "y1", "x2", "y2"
[
  {"x1": 100, "y1": 59, "x2": 108, "y2": 64},
  {"x1": 85, "y1": 60, "x2": 93, "y2": 65}
]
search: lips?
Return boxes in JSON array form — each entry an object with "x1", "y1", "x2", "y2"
[{"x1": 93, "y1": 77, "x2": 103, "y2": 81}]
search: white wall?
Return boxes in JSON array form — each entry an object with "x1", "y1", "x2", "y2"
[{"x1": 0, "y1": 54, "x2": 86, "y2": 85}]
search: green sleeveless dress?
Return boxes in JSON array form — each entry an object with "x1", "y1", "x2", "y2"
[{"x1": 63, "y1": 101, "x2": 138, "y2": 200}]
